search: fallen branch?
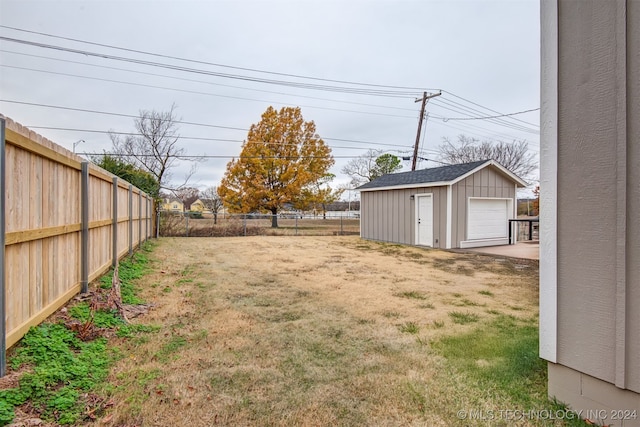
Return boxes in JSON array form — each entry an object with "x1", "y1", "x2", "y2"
[{"x1": 107, "y1": 262, "x2": 129, "y2": 323}]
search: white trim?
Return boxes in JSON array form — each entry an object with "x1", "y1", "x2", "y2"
[
  {"x1": 359, "y1": 180, "x2": 452, "y2": 192},
  {"x1": 414, "y1": 193, "x2": 433, "y2": 247},
  {"x1": 450, "y1": 160, "x2": 528, "y2": 188},
  {"x1": 446, "y1": 185, "x2": 452, "y2": 249},
  {"x1": 466, "y1": 197, "x2": 512, "y2": 241},
  {"x1": 513, "y1": 183, "x2": 518, "y2": 244},
  {"x1": 460, "y1": 238, "x2": 509, "y2": 249},
  {"x1": 540, "y1": 0, "x2": 558, "y2": 363}
]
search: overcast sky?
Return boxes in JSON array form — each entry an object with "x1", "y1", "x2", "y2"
[{"x1": 0, "y1": 0, "x2": 540, "y2": 195}]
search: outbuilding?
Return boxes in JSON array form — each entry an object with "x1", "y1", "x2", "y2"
[{"x1": 357, "y1": 159, "x2": 527, "y2": 249}]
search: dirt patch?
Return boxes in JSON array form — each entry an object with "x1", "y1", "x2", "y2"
[{"x1": 106, "y1": 236, "x2": 539, "y2": 426}]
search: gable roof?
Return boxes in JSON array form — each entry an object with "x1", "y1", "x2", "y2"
[{"x1": 357, "y1": 159, "x2": 527, "y2": 191}]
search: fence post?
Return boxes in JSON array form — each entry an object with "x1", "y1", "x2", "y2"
[
  {"x1": 128, "y1": 185, "x2": 133, "y2": 256},
  {"x1": 80, "y1": 162, "x2": 89, "y2": 294},
  {"x1": 295, "y1": 215, "x2": 298, "y2": 236},
  {"x1": 508, "y1": 219, "x2": 513, "y2": 244},
  {"x1": 112, "y1": 177, "x2": 118, "y2": 266},
  {"x1": 0, "y1": 118, "x2": 6, "y2": 377},
  {"x1": 138, "y1": 191, "x2": 142, "y2": 247},
  {"x1": 243, "y1": 214, "x2": 247, "y2": 236}
]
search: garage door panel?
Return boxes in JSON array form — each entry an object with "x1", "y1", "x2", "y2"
[{"x1": 468, "y1": 199, "x2": 508, "y2": 240}]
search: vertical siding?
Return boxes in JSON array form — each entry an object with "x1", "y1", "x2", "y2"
[
  {"x1": 361, "y1": 186, "x2": 446, "y2": 248},
  {"x1": 555, "y1": 0, "x2": 639, "y2": 392}
]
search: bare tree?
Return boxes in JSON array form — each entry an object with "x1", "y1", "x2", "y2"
[
  {"x1": 200, "y1": 186, "x2": 224, "y2": 224},
  {"x1": 341, "y1": 149, "x2": 403, "y2": 187},
  {"x1": 110, "y1": 103, "x2": 197, "y2": 191},
  {"x1": 438, "y1": 135, "x2": 537, "y2": 180}
]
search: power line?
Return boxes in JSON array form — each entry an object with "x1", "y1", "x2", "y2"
[
  {"x1": 0, "y1": 99, "x2": 414, "y2": 149},
  {"x1": 428, "y1": 118, "x2": 540, "y2": 150},
  {"x1": 22, "y1": 125, "x2": 414, "y2": 150},
  {"x1": 0, "y1": 49, "x2": 418, "y2": 113},
  {"x1": 0, "y1": 24, "x2": 436, "y2": 92},
  {"x1": 80, "y1": 152, "x2": 364, "y2": 160},
  {"x1": 442, "y1": 90, "x2": 540, "y2": 128},
  {"x1": 0, "y1": 65, "x2": 417, "y2": 119},
  {"x1": 0, "y1": 36, "x2": 422, "y2": 98},
  {"x1": 0, "y1": 99, "x2": 248, "y2": 131},
  {"x1": 437, "y1": 107, "x2": 540, "y2": 121},
  {"x1": 0, "y1": 38, "x2": 541, "y2": 139},
  {"x1": 432, "y1": 98, "x2": 539, "y2": 134}
]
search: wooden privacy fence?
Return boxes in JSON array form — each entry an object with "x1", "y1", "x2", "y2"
[{"x1": 0, "y1": 116, "x2": 154, "y2": 375}]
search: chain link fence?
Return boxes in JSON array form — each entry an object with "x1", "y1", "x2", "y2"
[{"x1": 158, "y1": 211, "x2": 360, "y2": 237}]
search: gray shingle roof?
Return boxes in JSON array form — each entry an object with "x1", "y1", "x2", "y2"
[{"x1": 357, "y1": 160, "x2": 490, "y2": 190}]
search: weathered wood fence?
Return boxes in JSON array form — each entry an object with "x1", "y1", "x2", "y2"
[{"x1": 0, "y1": 116, "x2": 154, "y2": 375}]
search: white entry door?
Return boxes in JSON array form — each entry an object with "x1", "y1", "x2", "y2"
[{"x1": 416, "y1": 194, "x2": 433, "y2": 247}]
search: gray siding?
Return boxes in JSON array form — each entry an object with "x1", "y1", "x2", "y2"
[
  {"x1": 555, "y1": 0, "x2": 639, "y2": 393},
  {"x1": 360, "y1": 165, "x2": 517, "y2": 249},
  {"x1": 360, "y1": 186, "x2": 446, "y2": 248},
  {"x1": 450, "y1": 167, "x2": 516, "y2": 247}
]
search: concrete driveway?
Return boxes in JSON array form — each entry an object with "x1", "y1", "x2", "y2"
[{"x1": 462, "y1": 241, "x2": 539, "y2": 260}]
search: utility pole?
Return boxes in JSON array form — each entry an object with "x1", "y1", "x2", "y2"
[{"x1": 411, "y1": 91, "x2": 441, "y2": 171}]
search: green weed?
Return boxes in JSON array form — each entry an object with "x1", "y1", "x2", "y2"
[
  {"x1": 116, "y1": 323, "x2": 161, "y2": 338},
  {"x1": 394, "y1": 291, "x2": 427, "y2": 300},
  {"x1": 1, "y1": 243, "x2": 156, "y2": 426},
  {"x1": 69, "y1": 302, "x2": 124, "y2": 328},
  {"x1": 155, "y1": 335, "x2": 188, "y2": 362},
  {"x1": 381, "y1": 311, "x2": 401, "y2": 318},
  {"x1": 399, "y1": 322, "x2": 420, "y2": 334},
  {"x1": 432, "y1": 320, "x2": 445, "y2": 329},
  {"x1": 99, "y1": 248, "x2": 152, "y2": 304},
  {"x1": 1, "y1": 324, "x2": 110, "y2": 425},
  {"x1": 448, "y1": 311, "x2": 480, "y2": 324}
]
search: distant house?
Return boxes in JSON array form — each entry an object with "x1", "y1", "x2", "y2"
[
  {"x1": 190, "y1": 199, "x2": 209, "y2": 214},
  {"x1": 540, "y1": 0, "x2": 639, "y2": 422},
  {"x1": 160, "y1": 197, "x2": 184, "y2": 213},
  {"x1": 357, "y1": 160, "x2": 527, "y2": 249}
]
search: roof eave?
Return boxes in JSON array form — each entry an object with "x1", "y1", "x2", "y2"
[
  {"x1": 448, "y1": 160, "x2": 528, "y2": 187},
  {"x1": 358, "y1": 160, "x2": 528, "y2": 192},
  {"x1": 358, "y1": 180, "x2": 452, "y2": 192}
]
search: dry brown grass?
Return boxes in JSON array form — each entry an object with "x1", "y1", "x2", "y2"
[{"x1": 105, "y1": 236, "x2": 542, "y2": 426}]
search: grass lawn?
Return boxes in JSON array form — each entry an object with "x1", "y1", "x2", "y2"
[
  {"x1": 98, "y1": 236, "x2": 585, "y2": 426},
  {"x1": 1, "y1": 236, "x2": 589, "y2": 426}
]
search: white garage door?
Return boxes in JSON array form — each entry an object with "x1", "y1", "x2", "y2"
[{"x1": 468, "y1": 199, "x2": 509, "y2": 240}]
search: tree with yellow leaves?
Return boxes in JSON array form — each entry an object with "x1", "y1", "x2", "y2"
[
  {"x1": 219, "y1": 106, "x2": 334, "y2": 228},
  {"x1": 295, "y1": 173, "x2": 344, "y2": 219}
]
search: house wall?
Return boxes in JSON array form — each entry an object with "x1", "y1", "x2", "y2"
[
  {"x1": 450, "y1": 167, "x2": 516, "y2": 247},
  {"x1": 360, "y1": 186, "x2": 447, "y2": 247},
  {"x1": 542, "y1": 0, "x2": 640, "y2": 421}
]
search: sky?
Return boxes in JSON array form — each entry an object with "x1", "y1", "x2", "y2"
[{"x1": 0, "y1": 0, "x2": 540, "y2": 197}]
